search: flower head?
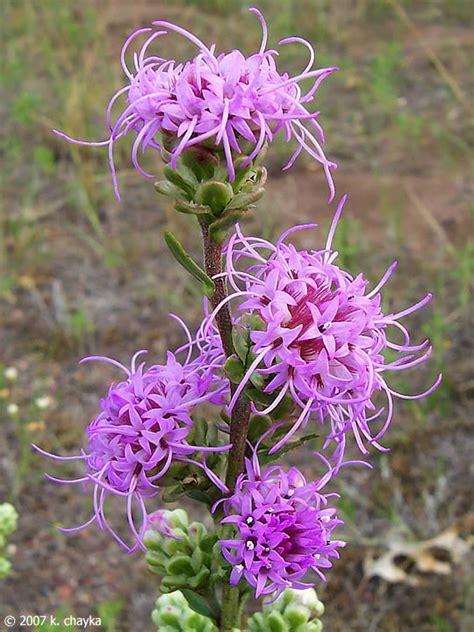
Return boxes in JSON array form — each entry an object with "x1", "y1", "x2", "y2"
[
  {"x1": 208, "y1": 195, "x2": 440, "y2": 462},
  {"x1": 55, "y1": 8, "x2": 337, "y2": 200},
  {"x1": 218, "y1": 457, "x2": 344, "y2": 600},
  {"x1": 35, "y1": 335, "x2": 229, "y2": 551}
]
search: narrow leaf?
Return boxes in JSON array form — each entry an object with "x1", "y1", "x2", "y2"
[
  {"x1": 259, "y1": 432, "x2": 320, "y2": 465},
  {"x1": 174, "y1": 200, "x2": 212, "y2": 218},
  {"x1": 164, "y1": 231, "x2": 215, "y2": 297},
  {"x1": 226, "y1": 188, "x2": 264, "y2": 211},
  {"x1": 209, "y1": 209, "x2": 247, "y2": 243},
  {"x1": 154, "y1": 180, "x2": 183, "y2": 199},
  {"x1": 181, "y1": 589, "x2": 214, "y2": 619},
  {"x1": 163, "y1": 164, "x2": 196, "y2": 198}
]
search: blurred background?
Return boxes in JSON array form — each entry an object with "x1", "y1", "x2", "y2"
[{"x1": 1, "y1": 1, "x2": 473, "y2": 630}]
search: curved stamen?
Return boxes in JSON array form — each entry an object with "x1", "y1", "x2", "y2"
[
  {"x1": 79, "y1": 355, "x2": 131, "y2": 376},
  {"x1": 249, "y1": 7, "x2": 268, "y2": 55},
  {"x1": 121, "y1": 27, "x2": 152, "y2": 79},
  {"x1": 325, "y1": 195, "x2": 347, "y2": 256},
  {"x1": 152, "y1": 20, "x2": 218, "y2": 68},
  {"x1": 279, "y1": 36, "x2": 315, "y2": 76}
]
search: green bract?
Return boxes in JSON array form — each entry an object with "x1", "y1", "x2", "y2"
[
  {"x1": 247, "y1": 588, "x2": 325, "y2": 632},
  {"x1": 156, "y1": 142, "x2": 267, "y2": 244},
  {"x1": 144, "y1": 510, "x2": 219, "y2": 595},
  {"x1": 152, "y1": 591, "x2": 218, "y2": 632}
]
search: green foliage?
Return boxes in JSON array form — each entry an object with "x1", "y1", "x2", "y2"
[
  {"x1": 3, "y1": 0, "x2": 118, "y2": 270},
  {"x1": 11, "y1": 93, "x2": 44, "y2": 125},
  {"x1": 431, "y1": 614, "x2": 455, "y2": 632},
  {"x1": 448, "y1": 241, "x2": 473, "y2": 308},
  {"x1": 34, "y1": 146, "x2": 57, "y2": 175},
  {"x1": 364, "y1": 42, "x2": 402, "y2": 114},
  {"x1": 97, "y1": 599, "x2": 125, "y2": 632}
]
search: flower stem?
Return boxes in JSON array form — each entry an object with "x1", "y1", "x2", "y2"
[
  {"x1": 200, "y1": 224, "x2": 251, "y2": 488},
  {"x1": 220, "y1": 585, "x2": 240, "y2": 630},
  {"x1": 201, "y1": 225, "x2": 234, "y2": 358},
  {"x1": 200, "y1": 221, "x2": 251, "y2": 630}
]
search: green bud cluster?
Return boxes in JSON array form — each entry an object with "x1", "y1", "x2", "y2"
[
  {"x1": 151, "y1": 591, "x2": 218, "y2": 632},
  {"x1": 247, "y1": 588, "x2": 325, "y2": 632},
  {"x1": 144, "y1": 509, "x2": 219, "y2": 595},
  {"x1": 0, "y1": 502, "x2": 18, "y2": 579},
  {"x1": 156, "y1": 137, "x2": 267, "y2": 244}
]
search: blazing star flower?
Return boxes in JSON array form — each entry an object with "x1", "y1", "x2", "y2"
[
  {"x1": 217, "y1": 454, "x2": 344, "y2": 600},
  {"x1": 34, "y1": 336, "x2": 229, "y2": 552},
  {"x1": 54, "y1": 8, "x2": 337, "y2": 200},
  {"x1": 206, "y1": 195, "x2": 441, "y2": 462}
]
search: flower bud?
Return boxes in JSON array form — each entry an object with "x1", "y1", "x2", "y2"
[
  {"x1": 145, "y1": 510, "x2": 218, "y2": 595},
  {"x1": 196, "y1": 181, "x2": 234, "y2": 217},
  {"x1": 0, "y1": 504, "x2": 18, "y2": 536},
  {"x1": 247, "y1": 588, "x2": 325, "y2": 631},
  {"x1": 151, "y1": 591, "x2": 217, "y2": 631}
]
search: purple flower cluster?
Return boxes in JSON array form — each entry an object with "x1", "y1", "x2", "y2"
[
  {"x1": 207, "y1": 196, "x2": 440, "y2": 463},
  {"x1": 218, "y1": 456, "x2": 344, "y2": 600},
  {"x1": 54, "y1": 8, "x2": 336, "y2": 200},
  {"x1": 43, "y1": 7, "x2": 442, "y2": 607},
  {"x1": 35, "y1": 338, "x2": 229, "y2": 552}
]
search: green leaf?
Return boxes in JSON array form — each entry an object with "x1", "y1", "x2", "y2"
[
  {"x1": 154, "y1": 180, "x2": 183, "y2": 199},
  {"x1": 199, "y1": 534, "x2": 218, "y2": 553},
  {"x1": 247, "y1": 415, "x2": 272, "y2": 444},
  {"x1": 145, "y1": 550, "x2": 168, "y2": 567},
  {"x1": 231, "y1": 156, "x2": 253, "y2": 189},
  {"x1": 181, "y1": 146, "x2": 218, "y2": 181},
  {"x1": 209, "y1": 209, "x2": 247, "y2": 243},
  {"x1": 163, "y1": 164, "x2": 196, "y2": 198},
  {"x1": 181, "y1": 590, "x2": 214, "y2": 620},
  {"x1": 166, "y1": 554, "x2": 194, "y2": 576},
  {"x1": 188, "y1": 567, "x2": 210, "y2": 589},
  {"x1": 186, "y1": 489, "x2": 212, "y2": 505},
  {"x1": 174, "y1": 200, "x2": 212, "y2": 219},
  {"x1": 161, "y1": 574, "x2": 189, "y2": 590},
  {"x1": 259, "y1": 432, "x2": 320, "y2": 466},
  {"x1": 162, "y1": 484, "x2": 187, "y2": 503},
  {"x1": 245, "y1": 387, "x2": 275, "y2": 406},
  {"x1": 164, "y1": 232, "x2": 215, "y2": 298},
  {"x1": 191, "y1": 547, "x2": 203, "y2": 572},
  {"x1": 284, "y1": 606, "x2": 308, "y2": 627},
  {"x1": 232, "y1": 328, "x2": 251, "y2": 364},
  {"x1": 226, "y1": 189, "x2": 264, "y2": 211},
  {"x1": 223, "y1": 355, "x2": 245, "y2": 383},
  {"x1": 269, "y1": 393, "x2": 294, "y2": 420},
  {"x1": 267, "y1": 611, "x2": 288, "y2": 632}
]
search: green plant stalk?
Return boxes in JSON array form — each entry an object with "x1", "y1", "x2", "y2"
[
  {"x1": 221, "y1": 585, "x2": 241, "y2": 631},
  {"x1": 199, "y1": 220, "x2": 251, "y2": 630},
  {"x1": 200, "y1": 223, "x2": 234, "y2": 358}
]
